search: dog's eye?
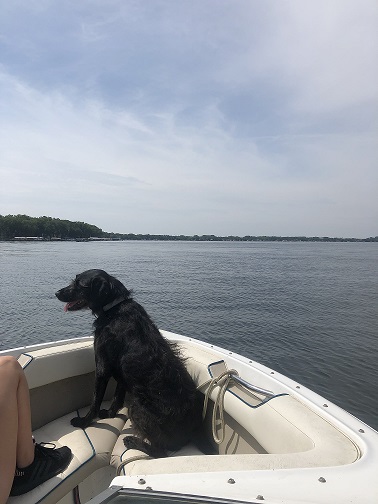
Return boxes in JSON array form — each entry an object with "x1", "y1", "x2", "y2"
[
  {"x1": 77, "y1": 280, "x2": 90, "y2": 289},
  {"x1": 73, "y1": 278, "x2": 85, "y2": 289}
]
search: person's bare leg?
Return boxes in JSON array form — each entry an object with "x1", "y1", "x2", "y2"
[
  {"x1": 0, "y1": 357, "x2": 34, "y2": 504},
  {"x1": 14, "y1": 359, "x2": 35, "y2": 468}
]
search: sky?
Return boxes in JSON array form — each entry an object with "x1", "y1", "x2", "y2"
[{"x1": 0, "y1": 1, "x2": 377, "y2": 238}]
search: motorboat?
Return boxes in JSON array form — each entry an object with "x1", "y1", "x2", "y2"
[{"x1": 2, "y1": 330, "x2": 377, "y2": 504}]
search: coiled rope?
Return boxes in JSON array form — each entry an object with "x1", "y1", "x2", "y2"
[{"x1": 199, "y1": 369, "x2": 239, "y2": 445}]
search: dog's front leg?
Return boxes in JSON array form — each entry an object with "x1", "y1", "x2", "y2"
[
  {"x1": 99, "y1": 381, "x2": 126, "y2": 419},
  {"x1": 71, "y1": 374, "x2": 109, "y2": 428}
]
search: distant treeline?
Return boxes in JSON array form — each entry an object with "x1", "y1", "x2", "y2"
[
  {"x1": 106, "y1": 233, "x2": 378, "y2": 242},
  {"x1": 0, "y1": 214, "x2": 377, "y2": 242},
  {"x1": 0, "y1": 214, "x2": 103, "y2": 240}
]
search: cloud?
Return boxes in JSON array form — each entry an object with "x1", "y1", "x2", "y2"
[{"x1": 0, "y1": 1, "x2": 377, "y2": 237}]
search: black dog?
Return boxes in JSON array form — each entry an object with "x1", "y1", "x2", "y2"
[{"x1": 55, "y1": 269, "x2": 203, "y2": 457}]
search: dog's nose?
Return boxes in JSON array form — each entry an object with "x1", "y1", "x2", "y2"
[{"x1": 55, "y1": 290, "x2": 61, "y2": 298}]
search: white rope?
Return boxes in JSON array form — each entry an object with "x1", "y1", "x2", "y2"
[
  {"x1": 199, "y1": 369, "x2": 239, "y2": 445},
  {"x1": 116, "y1": 454, "x2": 152, "y2": 476}
]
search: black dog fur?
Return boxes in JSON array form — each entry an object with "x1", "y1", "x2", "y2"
[{"x1": 55, "y1": 269, "x2": 204, "y2": 457}]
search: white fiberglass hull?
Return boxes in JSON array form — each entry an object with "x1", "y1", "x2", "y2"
[{"x1": 2, "y1": 331, "x2": 377, "y2": 504}]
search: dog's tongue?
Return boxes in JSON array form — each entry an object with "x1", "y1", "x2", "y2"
[{"x1": 64, "y1": 302, "x2": 76, "y2": 312}]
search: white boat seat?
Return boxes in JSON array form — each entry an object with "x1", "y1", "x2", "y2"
[
  {"x1": 112, "y1": 390, "x2": 359, "y2": 477},
  {"x1": 9, "y1": 341, "x2": 127, "y2": 503},
  {"x1": 110, "y1": 341, "x2": 360, "y2": 476},
  {"x1": 111, "y1": 419, "x2": 204, "y2": 477},
  {"x1": 17, "y1": 340, "x2": 95, "y2": 389},
  {"x1": 8, "y1": 404, "x2": 127, "y2": 504}
]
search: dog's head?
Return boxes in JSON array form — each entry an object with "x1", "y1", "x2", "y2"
[{"x1": 55, "y1": 269, "x2": 130, "y2": 314}]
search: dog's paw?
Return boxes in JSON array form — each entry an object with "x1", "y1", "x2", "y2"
[
  {"x1": 71, "y1": 416, "x2": 89, "y2": 428},
  {"x1": 123, "y1": 436, "x2": 142, "y2": 450},
  {"x1": 123, "y1": 437, "x2": 166, "y2": 458},
  {"x1": 99, "y1": 409, "x2": 112, "y2": 419}
]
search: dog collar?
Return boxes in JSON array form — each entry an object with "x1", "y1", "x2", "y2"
[{"x1": 103, "y1": 297, "x2": 125, "y2": 312}]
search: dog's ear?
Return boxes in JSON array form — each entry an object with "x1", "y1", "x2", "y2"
[{"x1": 90, "y1": 276, "x2": 111, "y2": 304}]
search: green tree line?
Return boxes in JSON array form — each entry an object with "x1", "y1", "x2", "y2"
[
  {"x1": 105, "y1": 232, "x2": 378, "y2": 242},
  {"x1": 0, "y1": 214, "x2": 377, "y2": 242},
  {"x1": 0, "y1": 214, "x2": 104, "y2": 240}
]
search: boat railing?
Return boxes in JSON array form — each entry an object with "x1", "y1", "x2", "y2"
[{"x1": 232, "y1": 374, "x2": 274, "y2": 397}]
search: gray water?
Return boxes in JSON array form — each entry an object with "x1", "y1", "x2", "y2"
[{"x1": 0, "y1": 240, "x2": 377, "y2": 430}]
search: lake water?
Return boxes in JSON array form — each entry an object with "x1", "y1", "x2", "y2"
[{"x1": 0, "y1": 240, "x2": 377, "y2": 430}]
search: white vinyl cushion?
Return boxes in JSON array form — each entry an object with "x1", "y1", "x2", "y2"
[{"x1": 8, "y1": 405, "x2": 127, "y2": 504}]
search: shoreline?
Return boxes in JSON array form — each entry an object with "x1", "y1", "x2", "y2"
[{"x1": 3, "y1": 236, "x2": 377, "y2": 243}]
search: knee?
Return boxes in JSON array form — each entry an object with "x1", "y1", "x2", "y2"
[{"x1": 0, "y1": 355, "x2": 22, "y2": 374}]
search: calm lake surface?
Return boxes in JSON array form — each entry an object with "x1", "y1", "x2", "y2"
[{"x1": 0, "y1": 240, "x2": 377, "y2": 430}]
